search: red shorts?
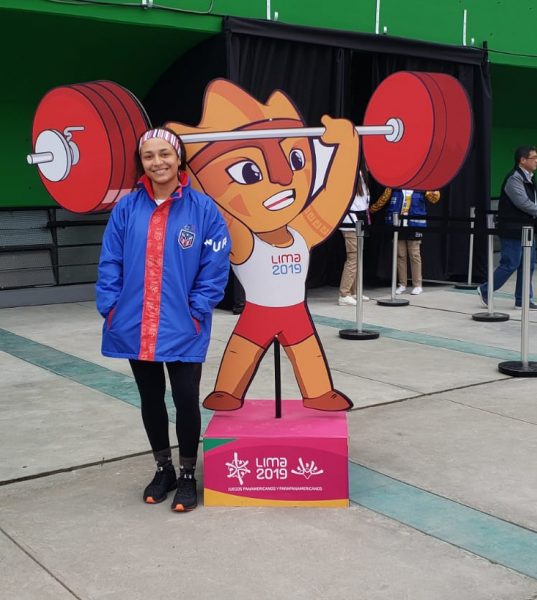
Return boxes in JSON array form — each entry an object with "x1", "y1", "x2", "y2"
[{"x1": 233, "y1": 302, "x2": 314, "y2": 348}]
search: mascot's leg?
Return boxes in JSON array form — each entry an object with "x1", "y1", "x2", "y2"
[
  {"x1": 284, "y1": 335, "x2": 353, "y2": 411},
  {"x1": 203, "y1": 333, "x2": 264, "y2": 411}
]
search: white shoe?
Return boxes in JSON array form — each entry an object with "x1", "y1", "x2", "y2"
[
  {"x1": 338, "y1": 295, "x2": 357, "y2": 306},
  {"x1": 395, "y1": 285, "x2": 406, "y2": 295},
  {"x1": 351, "y1": 294, "x2": 370, "y2": 301},
  {"x1": 411, "y1": 286, "x2": 423, "y2": 295}
]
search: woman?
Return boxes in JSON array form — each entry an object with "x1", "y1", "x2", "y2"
[
  {"x1": 96, "y1": 127, "x2": 230, "y2": 512},
  {"x1": 338, "y1": 164, "x2": 370, "y2": 306}
]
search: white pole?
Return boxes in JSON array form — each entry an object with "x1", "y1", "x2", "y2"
[
  {"x1": 375, "y1": 0, "x2": 381, "y2": 34},
  {"x1": 462, "y1": 9, "x2": 467, "y2": 46},
  {"x1": 520, "y1": 227, "x2": 533, "y2": 367},
  {"x1": 267, "y1": 0, "x2": 271, "y2": 20}
]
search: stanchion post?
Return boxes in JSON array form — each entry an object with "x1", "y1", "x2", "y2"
[
  {"x1": 498, "y1": 226, "x2": 537, "y2": 375},
  {"x1": 454, "y1": 206, "x2": 478, "y2": 289},
  {"x1": 377, "y1": 213, "x2": 409, "y2": 307},
  {"x1": 339, "y1": 218, "x2": 379, "y2": 340},
  {"x1": 274, "y1": 338, "x2": 282, "y2": 417},
  {"x1": 472, "y1": 213, "x2": 509, "y2": 322}
]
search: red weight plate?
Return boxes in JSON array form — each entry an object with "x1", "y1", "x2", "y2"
[
  {"x1": 32, "y1": 86, "x2": 115, "y2": 213},
  {"x1": 97, "y1": 80, "x2": 151, "y2": 146},
  {"x1": 90, "y1": 81, "x2": 140, "y2": 207},
  {"x1": 363, "y1": 71, "x2": 436, "y2": 189},
  {"x1": 410, "y1": 72, "x2": 472, "y2": 190},
  {"x1": 403, "y1": 72, "x2": 448, "y2": 190},
  {"x1": 95, "y1": 81, "x2": 150, "y2": 199},
  {"x1": 71, "y1": 83, "x2": 126, "y2": 210}
]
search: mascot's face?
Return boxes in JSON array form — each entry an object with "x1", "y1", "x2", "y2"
[
  {"x1": 193, "y1": 137, "x2": 313, "y2": 233},
  {"x1": 168, "y1": 80, "x2": 315, "y2": 233}
]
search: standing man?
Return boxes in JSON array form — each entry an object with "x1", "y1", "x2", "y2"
[{"x1": 478, "y1": 146, "x2": 537, "y2": 309}]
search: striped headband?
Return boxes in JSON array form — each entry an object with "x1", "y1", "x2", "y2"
[{"x1": 138, "y1": 128, "x2": 181, "y2": 157}]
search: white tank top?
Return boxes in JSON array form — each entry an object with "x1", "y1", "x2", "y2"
[{"x1": 234, "y1": 227, "x2": 309, "y2": 307}]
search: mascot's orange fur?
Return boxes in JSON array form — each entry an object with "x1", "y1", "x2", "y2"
[{"x1": 168, "y1": 79, "x2": 359, "y2": 411}]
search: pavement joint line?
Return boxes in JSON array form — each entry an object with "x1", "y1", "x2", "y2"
[
  {"x1": 347, "y1": 376, "x2": 511, "y2": 412},
  {"x1": 1, "y1": 527, "x2": 83, "y2": 599},
  {"x1": 445, "y1": 397, "x2": 537, "y2": 427},
  {"x1": 310, "y1": 313, "x2": 537, "y2": 362},
  {"x1": 0, "y1": 449, "x2": 157, "y2": 487},
  {"x1": 349, "y1": 461, "x2": 537, "y2": 581}
]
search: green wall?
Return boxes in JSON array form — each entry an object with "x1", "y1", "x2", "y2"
[
  {"x1": 490, "y1": 64, "x2": 537, "y2": 195},
  {"x1": 2, "y1": 0, "x2": 537, "y2": 209}
]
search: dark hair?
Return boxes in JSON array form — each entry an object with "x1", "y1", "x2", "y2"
[
  {"x1": 514, "y1": 145, "x2": 537, "y2": 165},
  {"x1": 134, "y1": 126, "x2": 187, "y2": 182},
  {"x1": 355, "y1": 153, "x2": 369, "y2": 196}
]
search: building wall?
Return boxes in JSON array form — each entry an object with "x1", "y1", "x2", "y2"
[{"x1": 2, "y1": 0, "x2": 536, "y2": 209}]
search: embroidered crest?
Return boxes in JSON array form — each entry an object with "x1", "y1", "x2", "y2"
[{"x1": 178, "y1": 226, "x2": 195, "y2": 249}]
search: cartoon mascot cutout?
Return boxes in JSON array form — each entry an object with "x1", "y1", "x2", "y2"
[
  {"x1": 27, "y1": 73, "x2": 472, "y2": 414},
  {"x1": 167, "y1": 80, "x2": 360, "y2": 412}
]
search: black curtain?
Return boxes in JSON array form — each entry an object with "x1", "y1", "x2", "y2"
[{"x1": 143, "y1": 17, "x2": 491, "y2": 286}]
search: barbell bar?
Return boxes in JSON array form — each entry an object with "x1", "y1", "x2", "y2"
[{"x1": 27, "y1": 117, "x2": 404, "y2": 167}]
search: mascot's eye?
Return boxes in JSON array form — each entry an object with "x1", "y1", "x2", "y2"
[
  {"x1": 289, "y1": 149, "x2": 305, "y2": 171},
  {"x1": 227, "y1": 161, "x2": 263, "y2": 184}
]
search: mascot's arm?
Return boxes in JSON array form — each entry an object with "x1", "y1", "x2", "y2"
[
  {"x1": 291, "y1": 116, "x2": 359, "y2": 248},
  {"x1": 369, "y1": 188, "x2": 393, "y2": 213},
  {"x1": 220, "y1": 210, "x2": 254, "y2": 265},
  {"x1": 425, "y1": 190, "x2": 441, "y2": 204}
]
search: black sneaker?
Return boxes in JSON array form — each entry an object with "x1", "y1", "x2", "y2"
[
  {"x1": 171, "y1": 470, "x2": 198, "y2": 512},
  {"x1": 143, "y1": 463, "x2": 177, "y2": 504},
  {"x1": 514, "y1": 301, "x2": 537, "y2": 310},
  {"x1": 477, "y1": 286, "x2": 487, "y2": 307}
]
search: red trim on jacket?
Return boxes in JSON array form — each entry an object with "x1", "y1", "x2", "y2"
[
  {"x1": 137, "y1": 173, "x2": 189, "y2": 360},
  {"x1": 139, "y1": 200, "x2": 171, "y2": 361}
]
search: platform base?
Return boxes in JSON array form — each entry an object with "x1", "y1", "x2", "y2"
[
  {"x1": 376, "y1": 298, "x2": 410, "y2": 307},
  {"x1": 472, "y1": 312, "x2": 510, "y2": 322},
  {"x1": 453, "y1": 283, "x2": 479, "y2": 290},
  {"x1": 203, "y1": 400, "x2": 348, "y2": 508},
  {"x1": 498, "y1": 361, "x2": 537, "y2": 376},
  {"x1": 339, "y1": 328, "x2": 380, "y2": 340}
]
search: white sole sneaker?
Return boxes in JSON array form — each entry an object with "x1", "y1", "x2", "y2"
[
  {"x1": 338, "y1": 296, "x2": 357, "y2": 306},
  {"x1": 411, "y1": 287, "x2": 423, "y2": 295}
]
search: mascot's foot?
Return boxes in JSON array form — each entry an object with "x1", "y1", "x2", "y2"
[
  {"x1": 203, "y1": 391, "x2": 244, "y2": 411},
  {"x1": 303, "y1": 390, "x2": 353, "y2": 412}
]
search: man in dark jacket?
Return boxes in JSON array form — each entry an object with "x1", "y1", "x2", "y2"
[{"x1": 478, "y1": 146, "x2": 537, "y2": 309}]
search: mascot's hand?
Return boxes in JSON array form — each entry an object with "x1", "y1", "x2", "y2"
[{"x1": 320, "y1": 115, "x2": 357, "y2": 147}]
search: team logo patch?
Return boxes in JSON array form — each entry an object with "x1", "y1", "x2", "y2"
[{"x1": 178, "y1": 226, "x2": 195, "y2": 249}]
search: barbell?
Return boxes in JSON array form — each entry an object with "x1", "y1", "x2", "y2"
[{"x1": 27, "y1": 72, "x2": 472, "y2": 214}]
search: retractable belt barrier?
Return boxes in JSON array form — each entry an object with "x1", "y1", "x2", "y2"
[{"x1": 348, "y1": 210, "x2": 536, "y2": 377}]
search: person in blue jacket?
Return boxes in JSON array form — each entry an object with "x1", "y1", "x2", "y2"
[
  {"x1": 96, "y1": 127, "x2": 230, "y2": 512},
  {"x1": 370, "y1": 188, "x2": 440, "y2": 295}
]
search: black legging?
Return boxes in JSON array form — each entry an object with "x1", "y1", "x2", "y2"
[{"x1": 129, "y1": 360, "x2": 202, "y2": 458}]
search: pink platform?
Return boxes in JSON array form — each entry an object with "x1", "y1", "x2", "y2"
[{"x1": 203, "y1": 400, "x2": 349, "y2": 507}]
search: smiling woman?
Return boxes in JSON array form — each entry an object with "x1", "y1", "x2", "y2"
[
  {"x1": 95, "y1": 125, "x2": 230, "y2": 513},
  {"x1": 137, "y1": 127, "x2": 187, "y2": 198}
]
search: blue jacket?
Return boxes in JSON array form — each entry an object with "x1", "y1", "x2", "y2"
[
  {"x1": 96, "y1": 176, "x2": 230, "y2": 362},
  {"x1": 385, "y1": 189, "x2": 427, "y2": 228}
]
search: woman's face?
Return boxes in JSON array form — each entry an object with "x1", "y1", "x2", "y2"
[{"x1": 139, "y1": 138, "x2": 180, "y2": 188}]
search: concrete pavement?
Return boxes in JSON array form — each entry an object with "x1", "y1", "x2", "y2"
[{"x1": 2, "y1": 280, "x2": 537, "y2": 600}]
